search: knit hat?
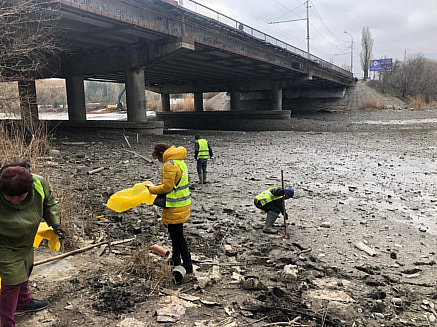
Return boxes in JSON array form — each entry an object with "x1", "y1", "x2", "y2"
[{"x1": 285, "y1": 187, "x2": 294, "y2": 198}]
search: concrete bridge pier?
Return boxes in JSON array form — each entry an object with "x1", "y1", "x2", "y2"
[
  {"x1": 65, "y1": 74, "x2": 86, "y2": 121},
  {"x1": 18, "y1": 80, "x2": 39, "y2": 126},
  {"x1": 161, "y1": 93, "x2": 170, "y2": 112},
  {"x1": 230, "y1": 91, "x2": 242, "y2": 111},
  {"x1": 125, "y1": 68, "x2": 147, "y2": 121},
  {"x1": 272, "y1": 88, "x2": 283, "y2": 111},
  {"x1": 194, "y1": 92, "x2": 203, "y2": 112}
]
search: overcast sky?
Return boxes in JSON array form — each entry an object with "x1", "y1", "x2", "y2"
[{"x1": 181, "y1": 0, "x2": 437, "y2": 77}]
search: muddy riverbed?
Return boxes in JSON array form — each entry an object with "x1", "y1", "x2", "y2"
[{"x1": 18, "y1": 108, "x2": 437, "y2": 327}]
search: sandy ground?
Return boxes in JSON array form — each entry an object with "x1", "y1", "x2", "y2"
[{"x1": 16, "y1": 107, "x2": 437, "y2": 327}]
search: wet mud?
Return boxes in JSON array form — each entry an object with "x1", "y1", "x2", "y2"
[{"x1": 18, "y1": 108, "x2": 437, "y2": 327}]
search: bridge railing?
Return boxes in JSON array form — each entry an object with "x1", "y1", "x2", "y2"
[{"x1": 179, "y1": 0, "x2": 352, "y2": 78}]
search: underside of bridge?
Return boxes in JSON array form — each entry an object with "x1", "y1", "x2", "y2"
[{"x1": 13, "y1": 0, "x2": 354, "y2": 131}]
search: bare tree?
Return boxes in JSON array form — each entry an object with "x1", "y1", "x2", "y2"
[
  {"x1": 0, "y1": 0, "x2": 61, "y2": 82},
  {"x1": 360, "y1": 27, "x2": 373, "y2": 80},
  {"x1": 386, "y1": 55, "x2": 437, "y2": 99}
]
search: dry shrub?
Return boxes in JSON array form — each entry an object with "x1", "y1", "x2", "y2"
[
  {"x1": 409, "y1": 95, "x2": 426, "y2": 109},
  {"x1": 0, "y1": 82, "x2": 20, "y2": 114},
  {"x1": 0, "y1": 121, "x2": 50, "y2": 171},
  {"x1": 203, "y1": 102, "x2": 213, "y2": 111},
  {"x1": 428, "y1": 100, "x2": 437, "y2": 109},
  {"x1": 360, "y1": 99, "x2": 385, "y2": 109},
  {"x1": 54, "y1": 189, "x2": 88, "y2": 249},
  {"x1": 147, "y1": 99, "x2": 161, "y2": 111},
  {"x1": 173, "y1": 94, "x2": 194, "y2": 112},
  {"x1": 0, "y1": 121, "x2": 85, "y2": 249},
  {"x1": 123, "y1": 246, "x2": 173, "y2": 286}
]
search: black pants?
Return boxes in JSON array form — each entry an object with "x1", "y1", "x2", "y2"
[
  {"x1": 254, "y1": 199, "x2": 282, "y2": 215},
  {"x1": 167, "y1": 223, "x2": 192, "y2": 273}
]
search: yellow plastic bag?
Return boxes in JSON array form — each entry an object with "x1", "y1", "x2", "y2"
[
  {"x1": 106, "y1": 181, "x2": 157, "y2": 213},
  {"x1": 0, "y1": 222, "x2": 61, "y2": 289},
  {"x1": 33, "y1": 222, "x2": 61, "y2": 252}
]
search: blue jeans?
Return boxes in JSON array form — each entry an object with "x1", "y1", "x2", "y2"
[{"x1": 196, "y1": 159, "x2": 208, "y2": 173}]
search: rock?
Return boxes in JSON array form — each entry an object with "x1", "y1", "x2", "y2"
[
  {"x1": 279, "y1": 264, "x2": 299, "y2": 282},
  {"x1": 320, "y1": 221, "x2": 331, "y2": 228},
  {"x1": 117, "y1": 318, "x2": 147, "y2": 327},
  {"x1": 374, "y1": 312, "x2": 384, "y2": 319},
  {"x1": 224, "y1": 244, "x2": 237, "y2": 256},
  {"x1": 49, "y1": 149, "x2": 61, "y2": 156},
  {"x1": 196, "y1": 277, "x2": 213, "y2": 289},
  {"x1": 241, "y1": 276, "x2": 266, "y2": 290},
  {"x1": 391, "y1": 297, "x2": 402, "y2": 306}
]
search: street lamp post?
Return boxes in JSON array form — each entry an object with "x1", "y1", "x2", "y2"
[{"x1": 344, "y1": 31, "x2": 353, "y2": 75}]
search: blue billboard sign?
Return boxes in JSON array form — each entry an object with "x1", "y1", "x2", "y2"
[{"x1": 370, "y1": 59, "x2": 393, "y2": 71}]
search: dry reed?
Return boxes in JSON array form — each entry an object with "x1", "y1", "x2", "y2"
[
  {"x1": 123, "y1": 246, "x2": 173, "y2": 286},
  {"x1": 409, "y1": 95, "x2": 426, "y2": 109},
  {"x1": 360, "y1": 99, "x2": 385, "y2": 109},
  {"x1": 0, "y1": 121, "x2": 83, "y2": 249}
]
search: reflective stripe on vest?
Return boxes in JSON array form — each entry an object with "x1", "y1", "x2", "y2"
[
  {"x1": 32, "y1": 175, "x2": 45, "y2": 202},
  {"x1": 197, "y1": 139, "x2": 209, "y2": 160},
  {"x1": 165, "y1": 159, "x2": 191, "y2": 208},
  {"x1": 255, "y1": 187, "x2": 282, "y2": 206}
]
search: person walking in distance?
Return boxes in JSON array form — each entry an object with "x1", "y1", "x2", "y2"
[
  {"x1": 147, "y1": 144, "x2": 193, "y2": 274},
  {"x1": 254, "y1": 186, "x2": 294, "y2": 234},
  {"x1": 194, "y1": 135, "x2": 213, "y2": 184},
  {"x1": 0, "y1": 161, "x2": 66, "y2": 327}
]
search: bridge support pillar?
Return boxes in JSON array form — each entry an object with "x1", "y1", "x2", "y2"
[
  {"x1": 161, "y1": 93, "x2": 170, "y2": 112},
  {"x1": 272, "y1": 88, "x2": 283, "y2": 110},
  {"x1": 230, "y1": 91, "x2": 242, "y2": 111},
  {"x1": 194, "y1": 92, "x2": 203, "y2": 112},
  {"x1": 18, "y1": 80, "x2": 39, "y2": 126},
  {"x1": 125, "y1": 68, "x2": 147, "y2": 121},
  {"x1": 66, "y1": 74, "x2": 86, "y2": 121}
]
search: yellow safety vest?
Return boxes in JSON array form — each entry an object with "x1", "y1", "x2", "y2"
[
  {"x1": 165, "y1": 160, "x2": 191, "y2": 207},
  {"x1": 197, "y1": 139, "x2": 209, "y2": 160},
  {"x1": 32, "y1": 174, "x2": 45, "y2": 202},
  {"x1": 255, "y1": 187, "x2": 282, "y2": 206}
]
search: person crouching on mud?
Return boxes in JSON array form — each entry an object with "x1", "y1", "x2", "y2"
[
  {"x1": 146, "y1": 144, "x2": 193, "y2": 274},
  {"x1": 254, "y1": 186, "x2": 294, "y2": 234}
]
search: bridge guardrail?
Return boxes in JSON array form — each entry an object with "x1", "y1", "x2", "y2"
[{"x1": 180, "y1": 0, "x2": 352, "y2": 78}]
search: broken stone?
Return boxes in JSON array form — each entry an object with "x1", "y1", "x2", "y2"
[
  {"x1": 117, "y1": 318, "x2": 147, "y2": 327},
  {"x1": 391, "y1": 297, "x2": 402, "y2": 306},
  {"x1": 241, "y1": 276, "x2": 266, "y2": 290},
  {"x1": 354, "y1": 241, "x2": 377, "y2": 256},
  {"x1": 223, "y1": 244, "x2": 237, "y2": 256},
  {"x1": 320, "y1": 221, "x2": 331, "y2": 228},
  {"x1": 374, "y1": 312, "x2": 384, "y2": 319},
  {"x1": 279, "y1": 264, "x2": 299, "y2": 282},
  {"x1": 196, "y1": 277, "x2": 214, "y2": 289}
]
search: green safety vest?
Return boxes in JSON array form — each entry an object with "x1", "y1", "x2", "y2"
[
  {"x1": 32, "y1": 174, "x2": 45, "y2": 201},
  {"x1": 197, "y1": 139, "x2": 209, "y2": 160},
  {"x1": 165, "y1": 159, "x2": 191, "y2": 208},
  {"x1": 255, "y1": 187, "x2": 283, "y2": 206}
]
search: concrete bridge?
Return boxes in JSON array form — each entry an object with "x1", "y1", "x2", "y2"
[{"x1": 18, "y1": 0, "x2": 354, "y2": 132}]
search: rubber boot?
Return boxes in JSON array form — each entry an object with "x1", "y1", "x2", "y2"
[
  {"x1": 263, "y1": 211, "x2": 279, "y2": 234},
  {"x1": 198, "y1": 173, "x2": 203, "y2": 184},
  {"x1": 203, "y1": 171, "x2": 207, "y2": 184}
]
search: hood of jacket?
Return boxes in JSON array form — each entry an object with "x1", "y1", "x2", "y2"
[{"x1": 163, "y1": 146, "x2": 187, "y2": 162}]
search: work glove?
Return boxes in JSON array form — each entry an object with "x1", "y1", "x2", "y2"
[{"x1": 52, "y1": 224, "x2": 66, "y2": 241}]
